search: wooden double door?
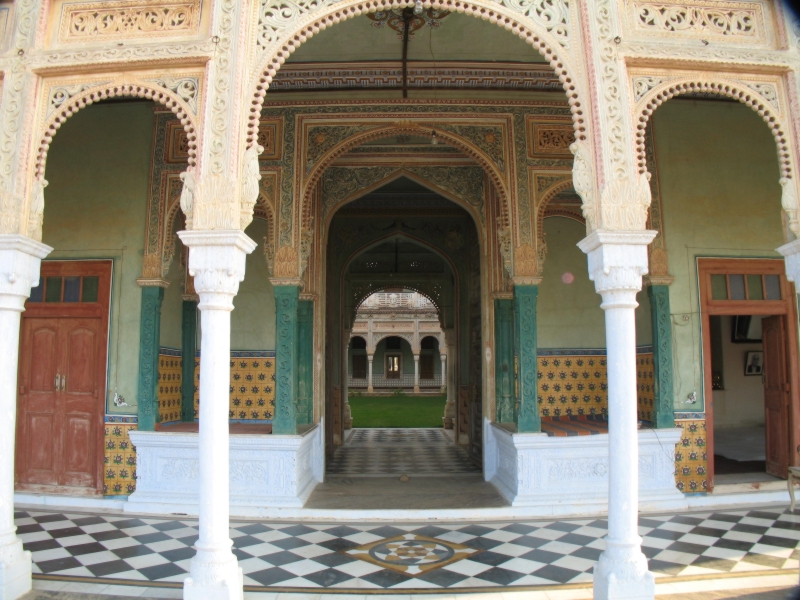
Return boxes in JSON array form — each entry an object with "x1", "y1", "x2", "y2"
[{"x1": 16, "y1": 261, "x2": 111, "y2": 495}]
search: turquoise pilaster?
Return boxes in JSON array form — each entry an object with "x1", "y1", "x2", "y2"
[
  {"x1": 273, "y1": 285, "x2": 300, "y2": 434},
  {"x1": 181, "y1": 299, "x2": 198, "y2": 422},
  {"x1": 297, "y1": 300, "x2": 314, "y2": 426},
  {"x1": 494, "y1": 298, "x2": 515, "y2": 424},
  {"x1": 648, "y1": 284, "x2": 675, "y2": 428},
  {"x1": 514, "y1": 285, "x2": 540, "y2": 432},
  {"x1": 137, "y1": 285, "x2": 164, "y2": 431}
]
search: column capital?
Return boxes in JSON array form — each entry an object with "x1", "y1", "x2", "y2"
[
  {"x1": 578, "y1": 230, "x2": 657, "y2": 308},
  {"x1": 270, "y1": 277, "x2": 304, "y2": 288},
  {"x1": 777, "y1": 239, "x2": 800, "y2": 284},
  {"x1": 136, "y1": 278, "x2": 170, "y2": 288},
  {"x1": 177, "y1": 230, "x2": 256, "y2": 311},
  {"x1": 512, "y1": 276, "x2": 543, "y2": 287},
  {"x1": 0, "y1": 234, "x2": 52, "y2": 310}
]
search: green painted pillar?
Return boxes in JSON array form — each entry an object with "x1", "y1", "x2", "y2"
[
  {"x1": 137, "y1": 285, "x2": 164, "y2": 431},
  {"x1": 181, "y1": 299, "x2": 198, "y2": 422},
  {"x1": 273, "y1": 284, "x2": 300, "y2": 434},
  {"x1": 648, "y1": 284, "x2": 675, "y2": 428},
  {"x1": 494, "y1": 298, "x2": 515, "y2": 424},
  {"x1": 514, "y1": 285, "x2": 540, "y2": 432},
  {"x1": 297, "y1": 300, "x2": 314, "y2": 426}
]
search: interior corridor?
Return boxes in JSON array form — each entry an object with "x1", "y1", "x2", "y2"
[{"x1": 306, "y1": 428, "x2": 506, "y2": 509}]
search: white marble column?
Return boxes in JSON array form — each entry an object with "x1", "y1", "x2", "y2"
[
  {"x1": 178, "y1": 231, "x2": 256, "y2": 600},
  {"x1": 440, "y1": 353, "x2": 447, "y2": 394},
  {"x1": 778, "y1": 239, "x2": 800, "y2": 286},
  {"x1": 0, "y1": 236, "x2": 51, "y2": 600},
  {"x1": 443, "y1": 329, "x2": 457, "y2": 430},
  {"x1": 367, "y1": 354, "x2": 374, "y2": 393},
  {"x1": 343, "y1": 340, "x2": 352, "y2": 429},
  {"x1": 413, "y1": 354, "x2": 420, "y2": 393},
  {"x1": 578, "y1": 230, "x2": 656, "y2": 600}
]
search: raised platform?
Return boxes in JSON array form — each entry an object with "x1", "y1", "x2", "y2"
[
  {"x1": 126, "y1": 420, "x2": 323, "y2": 515},
  {"x1": 484, "y1": 419, "x2": 685, "y2": 511}
]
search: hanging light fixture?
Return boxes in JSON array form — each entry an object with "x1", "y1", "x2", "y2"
[
  {"x1": 413, "y1": 0, "x2": 424, "y2": 15},
  {"x1": 431, "y1": 130, "x2": 438, "y2": 145}
]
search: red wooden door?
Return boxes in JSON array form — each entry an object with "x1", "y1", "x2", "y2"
[
  {"x1": 16, "y1": 261, "x2": 111, "y2": 495},
  {"x1": 763, "y1": 315, "x2": 789, "y2": 478}
]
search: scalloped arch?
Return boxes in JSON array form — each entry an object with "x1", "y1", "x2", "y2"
[
  {"x1": 370, "y1": 333, "x2": 415, "y2": 351},
  {"x1": 355, "y1": 286, "x2": 441, "y2": 313},
  {"x1": 303, "y1": 125, "x2": 510, "y2": 233},
  {"x1": 36, "y1": 81, "x2": 198, "y2": 179},
  {"x1": 536, "y1": 176, "x2": 580, "y2": 236},
  {"x1": 247, "y1": 0, "x2": 586, "y2": 150},
  {"x1": 634, "y1": 78, "x2": 793, "y2": 180}
]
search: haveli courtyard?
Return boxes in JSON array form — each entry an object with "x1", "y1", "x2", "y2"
[{"x1": 3, "y1": 0, "x2": 800, "y2": 599}]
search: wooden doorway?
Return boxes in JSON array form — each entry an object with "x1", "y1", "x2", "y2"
[
  {"x1": 16, "y1": 260, "x2": 112, "y2": 496},
  {"x1": 699, "y1": 258, "x2": 799, "y2": 491}
]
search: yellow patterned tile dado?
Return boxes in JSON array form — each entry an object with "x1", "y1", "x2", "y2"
[
  {"x1": 675, "y1": 418, "x2": 708, "y2": 493},
  {"x1": 103, "y1": 419, "x2": 137, "y2": 496},
  {"x1": 537, "y1": 350, "x2": 654, "y2": 420},
  {"x1": 158, "y1": 353, "x2": 182, "y2": 424}
]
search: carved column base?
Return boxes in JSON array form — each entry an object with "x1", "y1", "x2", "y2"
[
  {"x1": 0, "y1": 539, "x2": 32, "y2": 600},
  {"x1": 184, "y1": 548, "x2": 243, "y2": 600},
  {"x1": 443, "y1": 396, "x2": 456, "y2": 429},
  {"x1": 367, "y1": 386, "x2": 374, "y2": 394},
  {"x1": 593, "y1": 543, "x2": 655, "y2": 600},
  {"x1": 413, "y1": 386, "x2": 420, "y2": 394}
]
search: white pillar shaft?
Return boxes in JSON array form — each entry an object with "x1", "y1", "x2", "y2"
[
  {"x1": 414, "y1": 355, "x2": 420, "y2": 392},
  {"x1": 578, "y1": 230, "x2": 656, "y2": 600},
  {"x1": 441, "y1": 355, "x2": 447, "y2": 391},
  {"x1": 367, "y1": 356, "x2": 373, "y2": 392},
  {"x1": 178, "y1": 231, "x2": 256, "y2": 600},
  {"x1": 604, "y1": 303, "x2": 639, "y2": 550},
  {"x1": 197, "y1": 306, "x2": 233, "y2": 554},
  {"x1": 0, "y1": 236, "x2": 51, "y2": 600}
]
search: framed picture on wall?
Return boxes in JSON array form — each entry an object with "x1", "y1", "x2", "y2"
[{"x1": 744, "y1": 351, "x2": 764, "y2": 376}]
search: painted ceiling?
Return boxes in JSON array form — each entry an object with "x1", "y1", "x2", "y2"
[{"x1": 287, "y1": 12, "x2": 546, "y2": 64}]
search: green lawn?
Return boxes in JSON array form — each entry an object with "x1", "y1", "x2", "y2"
[{"x1": 348, "y1": 395, "x2": 446, "y2": 428}]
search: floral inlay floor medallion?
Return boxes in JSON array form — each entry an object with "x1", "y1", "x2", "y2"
[{"x1": 344, "y1": 533, "x2": 481, "y2": 575}]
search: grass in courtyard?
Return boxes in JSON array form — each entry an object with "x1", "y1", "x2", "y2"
[{"x1": 348, "y1": 394, "x2": 446, "y2": 428}]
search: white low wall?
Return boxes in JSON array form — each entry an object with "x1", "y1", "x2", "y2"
[
  {"x1": 484, "y1": 418, "x2": 684, "y2": 514},
  {"x1": 126, "y1": 420, "x2": 324, "y2": 516}
]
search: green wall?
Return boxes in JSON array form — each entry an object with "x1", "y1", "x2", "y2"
[
  {"x1": 231, "y1": 218, "x2": 275, "y2": 350},
  {"x1": 653, "y1": 99, "x2": 784, "y2": 411},
  {"x1": 160, "y1": 247, "x2": 183, "y2": 349},
  {"x1": 42, "y1": 101, "x2": 154, "y2": 415},
  {"x1": 538, "y1": 217, "x2": 652, "y2": 349}
]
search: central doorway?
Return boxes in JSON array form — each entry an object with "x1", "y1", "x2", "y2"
[{"x1": 311, "y1": 176, "x2": 500, "y2": 508}]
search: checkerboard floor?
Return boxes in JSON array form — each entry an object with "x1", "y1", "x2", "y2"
[
  {"x1": 17, "y1": 507, "x2": 800, "y2": 590},
  {"x1": 326, "y1": 428, "x2": 481, "y2": 476}
]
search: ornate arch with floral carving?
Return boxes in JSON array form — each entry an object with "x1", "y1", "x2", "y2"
[
  {"x1": 302, "y1": 125, "x2": 512, "y2": 235},
  {"x1": 246, "y1": 0, "x2": 587, "y2": 152},
  {"x1": 632, "y1": 75, "x2": 797, "y2": 232}
]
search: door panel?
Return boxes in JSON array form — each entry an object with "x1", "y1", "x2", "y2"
[
  {"x1": 420, "y1": 355, "x2": 434, "y2": 379},
  {"x1": 763, "y1": 315, "x2": 789, "y2": 478},
  {"x1": 62, "y1": 414, "x2": 94, "y2": 487},
  {"x1": 24, "y1": 413, "x2": 57, "y2": 483},
  {"x1": 16, "y1": 260, "x2": 111, "y2": 495},
  {"x1": 64, "y1": 326, "x2": 96, "y2": 396}
]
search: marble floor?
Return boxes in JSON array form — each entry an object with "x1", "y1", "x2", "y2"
[{"x1": 14, "y1": 506, "x2": 800, "y2": 594}]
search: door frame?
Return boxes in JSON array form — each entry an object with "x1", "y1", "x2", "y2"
[
  {"x1": 17, "y1": 259, "x2": 112, "y2": 496},
  {"x1": 698, "y1": 257, "x2": 800, "y2": 491}
]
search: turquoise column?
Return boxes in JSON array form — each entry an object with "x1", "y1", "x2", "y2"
[
  {"x1": 297, "y1": 300, "x2": 314, "y2": 426},
  {"x1": 494, "y1": 298, "x2": 515, "y2": 424},
  {"x1": 514, "y1": 285, "x2": 540, "y2": 432},
  {"x1": 273, "y1": 285, "x2": 300, "y2": 434},
  {"x1": 648, "y1": 284, "x2": 675, "y2": 428},
  {"x1": 137, "y1": 285, "x2": 164, "y2": 431},
  {"x1": 181, "y1": 299, "x2": 198, "y2": 422}
]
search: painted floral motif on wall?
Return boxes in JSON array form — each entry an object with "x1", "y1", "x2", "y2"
[
  {"x1": 674, "y1": 417, "x2": 708, "y2": 493},
  {"x1": 158, "y1": 353, "x2": 182, "y2": 424},
  {"x1": 103, "y1": 417, "x2": 137, "y2": 497}
]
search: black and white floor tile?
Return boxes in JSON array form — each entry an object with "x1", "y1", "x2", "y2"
[
  {"x1": 326, "y1": 428, "x2": 480, "y2": 476},
  {"x1": 17, "y1": 508, "x2": 800, "y2": 591}
]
